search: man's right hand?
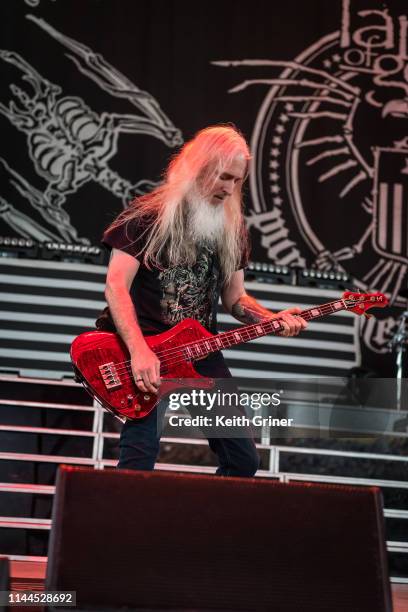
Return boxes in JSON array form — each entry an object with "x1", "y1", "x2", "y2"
[{"x1": 131, "y1": 345, "x2": 161, "y2": 394}]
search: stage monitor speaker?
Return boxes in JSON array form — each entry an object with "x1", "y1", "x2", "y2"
[{"x1": 46, "y1": 467, "x2": 392, "y2": 612}]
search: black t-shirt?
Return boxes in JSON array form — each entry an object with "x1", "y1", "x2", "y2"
[{"x1": 102, "y1": 217, "x2": 239, "y2": 335}]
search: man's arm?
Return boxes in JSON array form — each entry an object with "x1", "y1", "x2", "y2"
[
  {"x1": 105, "y1": 248, "x2": 160, "y2": 393},
  {"x1": 221, "y1": 270, "x2": 307, "y2": 336}
]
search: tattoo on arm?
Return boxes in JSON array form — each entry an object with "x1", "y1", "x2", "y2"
[{"x1": 231, "y1": 295, "x2": 272, "y2": 324}]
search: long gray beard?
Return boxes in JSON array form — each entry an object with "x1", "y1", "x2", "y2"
[{"x1": 186, "y1": 194, "x2": 226, "y2": 246}]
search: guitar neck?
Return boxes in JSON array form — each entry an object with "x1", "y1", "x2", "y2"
[{"x1": 184, "y1": 297, "x2": 347, "y2": 359}]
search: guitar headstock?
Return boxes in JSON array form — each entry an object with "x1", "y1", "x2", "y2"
[{"x1": 342, "y1": 291, "x2": 388, "y2": 316}]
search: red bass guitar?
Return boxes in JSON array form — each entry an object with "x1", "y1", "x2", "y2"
[{"x1": 70, "y1": 291, "x2": 388, "y2": 420}]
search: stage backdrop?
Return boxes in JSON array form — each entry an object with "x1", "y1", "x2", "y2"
[{"x1": 1, "y1": 0, "x2": 408, "y2": 376}]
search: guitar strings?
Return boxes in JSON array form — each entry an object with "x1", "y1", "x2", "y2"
[
  {"x1": 109, "y1": 301, "x2": 345, "y2": 380},
  {"x1": 110, "y1": 300, "x2": 342, "y2": 374},
  {"x1": 109, "y1": 325, "x2": 271, "y2": 379},
  {"x1": 110, "y1": 317, "x2": 284, "y2": 376},
  {"x1": 110, "y1": 301, "x2": 343, "y2": 376}
]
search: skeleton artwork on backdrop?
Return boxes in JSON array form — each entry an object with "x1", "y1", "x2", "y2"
[
  {"x1": 0, "y1": 14, "x2": 182, "y2": 244},
  {"x1": 215, "y1": 0, "x2": 408, "y2": 355}
]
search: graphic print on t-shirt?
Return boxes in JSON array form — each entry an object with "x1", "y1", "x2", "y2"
[{"x1": 159, "y1": 244, "x2": 220, "y2": 330}]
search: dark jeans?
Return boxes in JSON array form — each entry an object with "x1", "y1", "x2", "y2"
[{"x1": 118, "y1": 353, "x2": 260, "y2": 477}]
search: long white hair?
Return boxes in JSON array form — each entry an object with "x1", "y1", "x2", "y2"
[{"x1": 106, "y1": 125, "x2": 251, "y2": 282}]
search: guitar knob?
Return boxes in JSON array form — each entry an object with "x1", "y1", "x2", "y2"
[
  {"x1": 127, "y1": 394, "x2": 133, "y2": 405},
  {"x1": 144, "y1": 395, "x2": 150, "y2": 401}
]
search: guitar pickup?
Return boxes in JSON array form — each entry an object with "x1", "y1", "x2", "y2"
[{"x1": 99, "y1": 362, "x2": 122, "y2": 390}]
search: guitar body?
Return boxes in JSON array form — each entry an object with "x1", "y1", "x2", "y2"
[{"x1": 70, "y1": 318, "x2": 216, "y2": 420}]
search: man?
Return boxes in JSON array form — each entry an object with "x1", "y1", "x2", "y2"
[{"x1": 100, "y1": 125, "x2": 307, "y2": 476}]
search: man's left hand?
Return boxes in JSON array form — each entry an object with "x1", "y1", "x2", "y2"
[{"x1": 270, "y1": 307, "x2": 307, "y2": 337}]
